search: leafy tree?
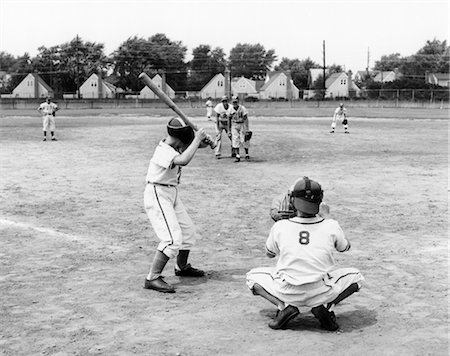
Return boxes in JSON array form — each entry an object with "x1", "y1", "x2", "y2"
[
  {"x1": 187, "y1": 44, "x2": 226, "y2": 91},
  {"x1": 229, "y1": 43, "x2": 277, "y2": 80},
  {"x1": 374, "y1": 53, "x2": 405, "y2": 71},
  {"x1": 111, "y1": 33, "x2": 187, "y2": 91},
  {"x1": 5, "y1": 53, "x2": 35, "y2": 91}
]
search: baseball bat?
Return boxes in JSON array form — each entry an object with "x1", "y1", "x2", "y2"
[{"x1": 138, "y1": 72, "x2": 216, "y2": 148}]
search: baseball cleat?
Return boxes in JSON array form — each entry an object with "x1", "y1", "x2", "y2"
[
  {"x1": 43, "y1": 138, "x2": 47, "y2": 141},
  {"x1": 329, "y1": 130, "x2": 335, "y2": 133},
  {"x1": 268, "y1": 305, "x2": 299, "y2": 330},
  {"x1": 245, "y1": 155, "x2": 250, "y2": 161},
  {"x1": 174, "y1": 264, "x2": 205, "y2": 277},
  {"x1": 144, "y1": 276, "x2": 175, "y2": 293},
  {"x1": 311, "y1": 305, "x2": 339, "y2": 331},
  {"x1": 215, "y1": 154, "x2": 221, "y2": 159},
  {"x1": 51, "y1": 137, "x2": 57, "y2": 141}
]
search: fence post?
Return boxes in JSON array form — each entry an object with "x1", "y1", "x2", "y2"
[{"x1": 412, "y1": 90, "x2": 415, "y2": 102}]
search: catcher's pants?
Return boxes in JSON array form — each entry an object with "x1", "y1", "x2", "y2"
[
  {"x1": 42, "y1": 114, "x2": 56, "y2": 131},
  {"x1": 246, "y1": 267, "x2": 364, "y2": 308},
  {"x1": 231, "y1": 123, "x2": 249, "y2": 149},
  {"x1": 214, "y1": 121, "x2": 231, "y2": 156},
  {"x1": 144, "y1": 183, "x2": 196, "y2": 259}
]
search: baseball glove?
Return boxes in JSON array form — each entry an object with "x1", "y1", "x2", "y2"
[
  {"x1": 342, "y1": 118, "x2": 348, "y2": 125},
  {"x1": 244, "y1": 131, "x2": 253, "y2": 142}
]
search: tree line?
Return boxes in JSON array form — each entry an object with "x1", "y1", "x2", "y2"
[{"x1": 0, "y1": 34, "x2": 448, "y2": 96}]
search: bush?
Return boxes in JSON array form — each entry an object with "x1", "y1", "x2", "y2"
[{"x1": 244, "y1": 96, "x2": 259, "y2": 102}]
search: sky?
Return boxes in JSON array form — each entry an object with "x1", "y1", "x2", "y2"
[{"x1": 0, "y1": 0, "x2": 448, "y2": 73}]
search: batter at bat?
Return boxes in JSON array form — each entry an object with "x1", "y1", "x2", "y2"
[{"x1": 143, "y1": 117, "x2": 208, "y2": 293}]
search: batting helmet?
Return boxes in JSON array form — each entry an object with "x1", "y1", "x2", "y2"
[
  {"x1": 167, "y1": 117, "x2": 194, "y2": 145},
  {"x1": 290, "y1": 177, "x2": 323, "y2": 215}
]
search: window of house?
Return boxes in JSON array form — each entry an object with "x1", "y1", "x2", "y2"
[{"x1": 218, "y1": 81, "x2": 223, "y2": 87}]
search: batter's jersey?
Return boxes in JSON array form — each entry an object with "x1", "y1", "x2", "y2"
[
  {"x1": 333, "y1": 107, "x2": 347, "y2": 119},
  {"x1": 230, "y1": 104, "x2": 248, "y2": 124},
  {"x1": 265, "y1": 216, "x2": 350, "y2": 286},
  {"x1": 39, "y1": 102, "x2": 58, "y2": 115},
  {"x1": 145, "y1": 140, "x2": 181, "y2": 186}
]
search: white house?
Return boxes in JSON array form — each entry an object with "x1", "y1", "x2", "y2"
[
  {"x1": 231, "y1": 76, "x2": 259, "y2": 97},
  {"x1": 139, "y1": 74, "x2": 176, "y2": 99},
  {"x1": 79, "y1": 73, "x2": 119, "y2": 98},
  {"x1": 259, "y1": 71, "x2": 300, "y2": 100},
  {"x1": 426, "y1": 73, "x2": 450, "y2": 87},
  {"x1": 199, "y1": 73, "x2": 226, "y2": 99},
  {"x1": 373, "y1": 71, "x2": 397, "y2": 83},
  {"x1": 12, "y1": 73, "x2": 53, "y2": 98},
  {"x1": 325, "y1": 72, "x2": 361, "y2": 99}
]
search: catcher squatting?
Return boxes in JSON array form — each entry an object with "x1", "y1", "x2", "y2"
[{"x1": 143, "y1": 117, "x2": 364, "y2": 332}]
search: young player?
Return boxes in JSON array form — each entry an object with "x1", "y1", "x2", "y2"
[
  {"x1": 205, "y1": 97, "x2": 213, "y2": 121},
  {"x1": 247, "y1": 177, "x2": 364, "y2": 330},
  {"x1": 37, "y1": 96, "x2": 59, "y2": 141},
  {"x1": 143, "y1": 117, "x2": 208, "y2": 293},
  {"x1": 330, "y1": 102, "x2": 349, "y2": 133},
  {"x1": 229, "y1": 96, "x2": 251, "y2": 162},
  {"x1": 213, "y1": 96, "x2": 232, "y2": 159},
  {"x1": 270, "y1": 177, "x2": 330, "y2": 221}
]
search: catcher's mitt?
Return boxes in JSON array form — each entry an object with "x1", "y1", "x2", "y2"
[
  {"x1": 244, "y1": 131, "x2": 253, "y2": 142},
  {"x1": 342, "y1": 118, "x2": 348, "y2": 125}
]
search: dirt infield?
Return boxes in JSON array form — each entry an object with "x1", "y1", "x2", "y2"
[{"x1": 0, "y1": 114, "x2": 448, "y2": 355}]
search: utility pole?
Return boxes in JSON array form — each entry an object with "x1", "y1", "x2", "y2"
[
  {"x1": 322, "y1": 40, "x2": 326, "y2": 99},
  {"x1": 75, "y1": 34, "x2": 81, "y2": 99},
  {"x1": 224, "y1": 67, "x2": 231, "y2": 98},
  {"x1": 366, "y1": 47, "x2": 370, "y2": 75}
]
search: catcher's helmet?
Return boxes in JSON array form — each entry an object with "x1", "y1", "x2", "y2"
[
  {"x1": 290, "y1": 177, "x2": 323, "y2": 215},
  {"x1": 167, "y1": 117, "x2": 194, "y2": 145}
]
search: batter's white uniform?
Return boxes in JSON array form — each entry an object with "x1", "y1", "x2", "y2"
[
  {"x1": 213, "y1": 102, "x2": 232, "y2": 156},
  {"x1": 247, "y1": 216, "x2": 364, "y2": 308},
  {"x1": 144, "y1": 140, "x2": 197, "y2": 259},
  {"x1": 38, "y1": 101, "x2": 58, "y2": 131},
  {"x1": 229, "y1": 104, "x2": 250, "y2": 149},
  {"x1": 205, "y1": 99, "x2": 213, "y2": 120}
]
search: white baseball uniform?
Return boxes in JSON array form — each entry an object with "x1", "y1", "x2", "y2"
[
  {"x1": 247, "y1": 216, "x2": 364, "y2": 308},
  {"x1": 213, "y1": 102, "x2": 232, "y2": 156},
  {"x1": 230, "y1": 104, "x2": 250, "y2": 149},
  {"x1": 331, "y1": 106, "x2": 348, "y2": 131},
  {"x1": 144, "y1": 140, "x2": 197, "y2": 259},
  {"x1": 205, "y1": 99, "x2": 213, "y2": 119},
  {"x1": 38, "y1": 101, "x2": 58, "y2": 131}
]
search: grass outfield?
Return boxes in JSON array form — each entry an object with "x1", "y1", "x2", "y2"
[
  {"x1": 0, "y1": 114, "x2": 448, "y2": 355},
  {"x1": 0, "y1": 105, "x2": 449, "y2": 119}
]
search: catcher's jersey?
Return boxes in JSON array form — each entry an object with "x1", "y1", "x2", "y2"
[
  {"x1": 333, "y1": 107, "x2": 347, "y2": 119},
  {"x1": 265, "y1": 216, "x2": 350, "y2": 286},
  {"x1": 145, "y1": 140, "x2": 181, "y2": 186},
  {"x1": 38, "y1": 102, "x2": 58, "y2": 115},
  {"x1": 230, "y1": 104, "x2": 248, "y2": 124}
]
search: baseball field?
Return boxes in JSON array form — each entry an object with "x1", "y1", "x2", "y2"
[{"x1": 0, "y1": 107, "x2": 448, "y2": 355}]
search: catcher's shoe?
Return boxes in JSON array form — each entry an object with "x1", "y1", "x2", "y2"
[
  {"x1": 175, "y1": 263, "x2": 205, "y2": 277},
  {"x1": 311, "y1": 305, "x2": 339, "y2": 331},
  {"x1": 268, "y1": 305, "x2": 299, "y2": 330},
  {"x1": 144, "y1": 276, "x2": 175, "y2": 293}
]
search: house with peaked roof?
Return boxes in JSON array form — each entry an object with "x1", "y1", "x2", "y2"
[
  {"x1": 426, "y1": 73, "x2": 450, "y2": 87},
  {"x1": 259, "y1": 71, "x2": 300, "y2": 100},
  {"x1": 12, "y1": 73, "x2": 54, "y2": 98},
  {"x1": 199, "y1": 73, "x2": 226, "y2": 99},
  {"x1": 140, "y1": 74, "x2": 176, "y2": 99},
  {"x1": 79, "y1": 73, "x2": 120, "y2": 99},
  {"x1": 325, "y1": 72, "x2": 361, "y2": 98},
  {"x1": 231, "y1": 76, "x2": 259, "y2": 97},
  {"x1": 373, "y1": 71, "x2": 397, "y2": 83}
]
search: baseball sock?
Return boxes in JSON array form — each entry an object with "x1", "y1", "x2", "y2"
[
  {"x1": 245, "y1": 148, "x2": 249, "y2": 155},
  {"x1": 44, "y1": 131, "x2": 47, "y2": 137},
  {"x1": 51, "y1": 131, "x2": 55, "y2": 138},
  {"x1": 176, "y1": 249, "x2": 190, "y2": 270},
  {"x1": 147, "y1": 250, "x2": 169, "y2": 281}
]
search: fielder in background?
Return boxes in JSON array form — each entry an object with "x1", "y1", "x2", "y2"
[
  {"x1": 330, "y1": 102, "x2": 349, "y2": 134},
  {"x1": 230, "y1": 96, "x2": 251, "y2": 162},
  {"x1": 143, "y1": 117, "x2": 208, "y2": 293},
  {"x1": 247, "y1": 177, "x2": 364, "y2": 330},
  {"x1": 37, "y1": 96, "x2": 59, "y2": 141},
  {"x1": 270, "y1": 177, "x2": 330, "y2": 221},
  {"x1": 213, "y1": 95, "x2": 233, "y2": 159},
  {"x1": 205, "y1": 97, "x2": 213, "y2": 121}
]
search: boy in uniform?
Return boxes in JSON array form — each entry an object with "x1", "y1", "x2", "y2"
[
  {"x1": 247, "y1": 177, "x2": 364, "y2": 330},
  {"x1": 229, "y1": 96, "x2": 251, "y2": 162},
  {"x1": 143, "y1": 117, "x2": 208, "y2": 293}
]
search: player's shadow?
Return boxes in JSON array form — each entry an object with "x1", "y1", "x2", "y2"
[
  {"x1": 259, "y1": 306, "x2": 377, "y2": 332},
  {"x1": 169, "y1": 268, "x2": 248, "y2": 287},
  {"x1": 215, "y1": 156, "x2": 268, "y2": 163}
]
